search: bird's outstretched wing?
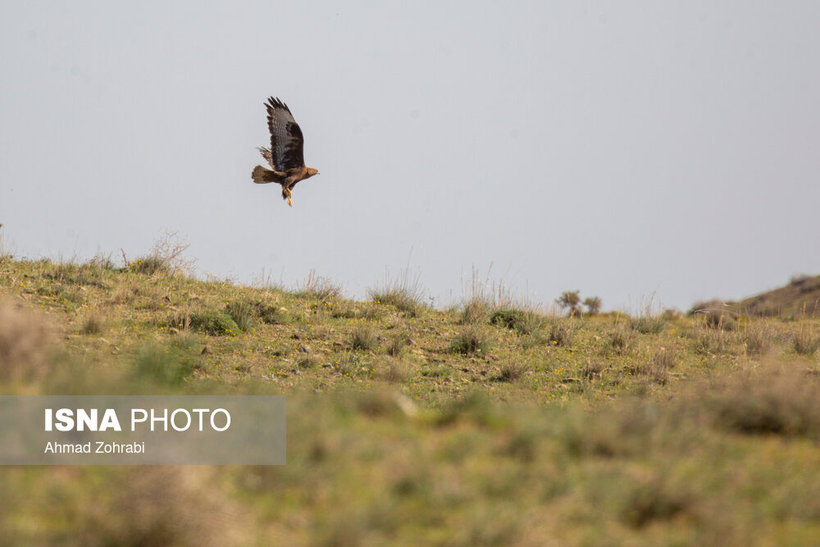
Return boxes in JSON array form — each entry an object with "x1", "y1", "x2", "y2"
[
  {"x1": 258, "y1": 146, "x2": 273, "y2": 166},
  {"x1": 265, "y1": 97, "x2": 305, "y2": 171}
]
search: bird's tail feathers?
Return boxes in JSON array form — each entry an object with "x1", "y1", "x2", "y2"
[{"x1": 252, "y1": 165, "x2": 280, "y2": 184}]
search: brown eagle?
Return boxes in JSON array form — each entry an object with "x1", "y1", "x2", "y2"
[{"x1": 251, "y1": 97, "x2": 319, "y2": 206}]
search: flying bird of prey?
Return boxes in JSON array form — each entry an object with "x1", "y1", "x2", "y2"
[{"x1": 251, "y1": 97, "x2": 319, "y2": 206}]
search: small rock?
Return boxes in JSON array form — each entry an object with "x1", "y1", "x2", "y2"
[{"x1": 298, "y1": 345, "x2": 311, "y2": 353}]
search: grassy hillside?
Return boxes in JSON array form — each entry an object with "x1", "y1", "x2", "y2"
[
  {"x1": 734, "y1": 274, "x2": 820, "y2": 318},
  {"x1": 1, "y1": 255, "x2": 819, "y2": 545}
]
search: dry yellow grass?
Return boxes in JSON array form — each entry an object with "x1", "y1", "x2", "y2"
[
  {"x1": 1, "y1": 258, "x2": 819, "y2": 544},
  {"x1": 0, "y1": 298, "x2": 56, "y2": 385}
]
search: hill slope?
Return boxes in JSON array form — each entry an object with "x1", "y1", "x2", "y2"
[
  {"x1": 736, "y1": 274, "x2": 820, "y2": 317},
  {"x1": 1, "y1": 256, "x2": 819, "y2": 545}
]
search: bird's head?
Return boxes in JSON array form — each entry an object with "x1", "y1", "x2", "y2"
[{"x1": 306, "y1": 167, "x2": 319, "y2": 178}]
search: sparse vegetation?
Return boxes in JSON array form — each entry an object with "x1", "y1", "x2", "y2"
[
  {"x1": 494, "y1": 360, "x2": 526, "y2": 382},
  {"x1": 1, "y1": 256, "x2": 819, "y2": 545},
  {"x1": 691, "y1": 299, "x2": 735, "y2": 329},
  {"x1": 793, "y1": 325, "x2": 819, "y2": 356},
  {"x1": 460, "y1": 298, "x2": 489, "y2": 324},
  {"x1": 368, "y1": 267, "x2": 426, "y2": 316},
  {"x1": 0, "y1": 299, "x2": 55, "y2": 383},
  {"x1": 224, "y1": 299, "x2": 256, "y2": 332},
  {"x1": 189, "y1": 309, "x2": 239, "y2": 336},
  {"x1": 583, "y1": 296, "x2": 602, "y2": 316},
  {"x1": 557, "y1": 291, "x2": 602, "y2": 317},
  {"x1": 387, "y1": 331, "x2": 410, "y2": 356},
  {"x1": 80, "y1": 313, "x2": 105, "y2": 335},
  {"x1": 133, "y1": 339, "x2": 200, "y2": 385},
  {"x1": 692, "y1": 325, "x2": 738, "y2": 357},
  {"x1": 379, "y1": 356, "x2": 410, "y2": 383},
  {"x1": 489, "y1": 308, "x2": 544, "y2": 335},
  {"x1": 706, "y1": 368, "x2": 820, "y2": 438},
  {"x1": 743, "y1": 321, "x2": 774, "y2": 356},
  {"x1": 489, "y1": 309, "x2": 523, "y2": 329},
  {"x1": 127, "y1": 231, "x2": 193, "y2": 276},
  {"x1": 556, "y1": 290, "x2": 581, "y2": 316},
  {"x1": 547, "y1": 317, "x2": 576, "y2": 347},
  {"x1": 608, "y1": 323, "x2": 634, "y2": 354},
  {"x1": 350, "y1": 325, "x2": 377, "y2": 351},
  {"x1": 450, "y1": 325, "x2": 491, "y2": 354},
  {"x1": 296, "y1": 354, "x2": 321, "y2": 370},
  {"x1": 0, "y1": 224, "x2": 9, "y2": 262},
  {"x1": 631, "y1": 314, "x2": 666, "y2": 334},
  {"x1": 646, "y1": 347, "x2": 677, "y2": 385},
  {"x1": 296, "y1": 269, "x2": 342, "y2": 301},
  {"x1": 86, "y1": 253, "x2": 116, "y2": 271},
  {"x1": 252, "y1": 300, "x2": 286, "y2": 324},
  {"x1": 738, "y1": 273, "x2": 820, "y2": 318}
]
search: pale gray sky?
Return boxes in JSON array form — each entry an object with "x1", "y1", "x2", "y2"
[{"x1": 2, "y1": 1, "x2": 819, "y2": 311}]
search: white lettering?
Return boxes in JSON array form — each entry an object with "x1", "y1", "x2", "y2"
[
  {"x1": 55, "y1": 408, "x2": 74, "y2": 432},
  {"x1": 151, "y1": 408, "x2": 168, "y2": 431},
  {"x1": 211, "y1": 408, "x2": 231, "y2": 431},
  {"x1": 192, "y1": 408, "x2": 209, "y2": 430},
  {"x1": 44, "y1": 409, "x2": 122, "y2": 432},
  {"x1": 129, "y1": 408, "x2": 231, "y2": 431},
  {"x1": 171, "y1": 409, "x2": 191, "y2": 431},
  {"x1": 99, "y1": 409, "x2": 121, "y2": 431}
]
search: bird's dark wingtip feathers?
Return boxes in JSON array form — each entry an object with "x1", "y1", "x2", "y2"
[{"x1": 265, "y1": 96, "x2": 289, "y2": 113}]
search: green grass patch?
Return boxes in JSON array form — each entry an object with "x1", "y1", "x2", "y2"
[
  {"x1": 224, "y1": 300, "x2": 256, "y2": 332},
  {"x1": 450, "y1": 325, "x2": 492, "y2": 355},
  {"x1": 132, "y1": 338, "x2": 201, "y2": 386},
  {"x1": 189, "y1": 309, "x2": 239, "y2": 336}
]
